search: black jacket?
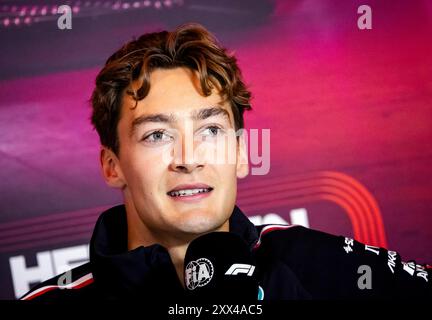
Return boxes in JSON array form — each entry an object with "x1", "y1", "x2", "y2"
[{"x1": 20, "y1": 205, "x2": 431, "y2": 300}]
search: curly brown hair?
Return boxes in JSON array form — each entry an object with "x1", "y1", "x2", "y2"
[{"x1": 90, "y1": 23, "x2": 252, "y2": 155}]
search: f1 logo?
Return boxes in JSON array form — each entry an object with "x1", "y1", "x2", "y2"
[{"x1": 225, "y1": 264, "x2": 255, "y2": 276}]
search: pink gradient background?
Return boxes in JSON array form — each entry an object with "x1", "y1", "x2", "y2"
[{"x1": 0, "y1": 0, "x2": 431, "y2": 299}]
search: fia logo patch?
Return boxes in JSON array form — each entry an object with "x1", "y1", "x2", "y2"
[{"x1": 185, "y1": 258, "x2": 214, "y2": 290}]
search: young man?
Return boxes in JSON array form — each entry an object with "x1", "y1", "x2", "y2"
[{"x1": 21, "y1": 23, "x2": 431, "y2": 301}]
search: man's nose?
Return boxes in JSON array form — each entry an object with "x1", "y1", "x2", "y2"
[
  {"x1": 173, "y1": 162, "x2": 204, "y2": 174},
  {"x1": 170, "y1": 134, "x2": 204, "y2": 173}
]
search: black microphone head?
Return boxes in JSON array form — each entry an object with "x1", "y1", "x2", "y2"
[{"x1": 184, "y1": 232, "x2": 259, "y2": 301}]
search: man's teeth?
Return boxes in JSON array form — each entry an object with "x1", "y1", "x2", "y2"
[{"x1": 168, "y1": 188, "x2": 211, "y2": 197}]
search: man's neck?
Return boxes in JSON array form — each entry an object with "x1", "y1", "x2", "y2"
[
  {"x1": 127, "y1": 227, "x2": 191, "y2": 288},
  {"x1": 124, "y1": 201, "x2": 192, "y2": 287},
  {"x1": 127, "y1": 221, "x2": 189, "y2": 287},
  {"x1": 124, "y1": 200, "x2": 230, "y2": 287},
  {"x1": 167, "y1": 244, "x2": 188, "y2": 289}
]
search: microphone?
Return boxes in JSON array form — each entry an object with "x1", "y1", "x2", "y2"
[{"x1": 183, "y1": 232, "x2": 259, "y2": 301}]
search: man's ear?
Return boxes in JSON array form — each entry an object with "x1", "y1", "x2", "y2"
[
  {"x1": 236, "y1": 130, "x2": 249, "y2": 179},
  {"x1": 100, "y1": 147, "x2": 126, "y2": 189}
]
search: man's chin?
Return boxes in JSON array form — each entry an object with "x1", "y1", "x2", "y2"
[{"x1": 175, "y1": 213, "x2": 229, "y2": 235}]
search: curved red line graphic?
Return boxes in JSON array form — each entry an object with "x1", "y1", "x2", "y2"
[
  {"x1": 240, "y1": 192, "x2": 365, "y2": 241},
  {"x1": 316, "y1": 194, "x2": 363, "y2": 242},
  {"x1": 314, "y1": 185, "x2": 369, "y2": 243},
  {"x1": 237, "y1": 171, "x2": 387, "y2": 247},
  {"x1": 315, "y1": 176, "x2": 377, "y2": 245},
  {"x1": 323, "y1": 172, "x2": 387, "y2": 247},
  {"x1": 242, "y1": 186, "x2": 370, "y2": 242},
  {"x1": 238, "y1": 179, "x2": 370, "y2": 243}
]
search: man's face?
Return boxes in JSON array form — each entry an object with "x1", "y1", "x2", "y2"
[{"x1": 114, "y1": 67, "x2": 247, "y2": 242}]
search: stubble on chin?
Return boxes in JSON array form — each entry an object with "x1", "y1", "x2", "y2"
[{"x1": 176, "y1": 213, "x2": 228, "y2": 236}]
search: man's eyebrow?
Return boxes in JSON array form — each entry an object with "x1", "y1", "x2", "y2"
[
  {"x1": 130, "y1": 113, "x2": 176, "y2": 136},
  {"x1": 192, "y1": 106, "x2": 231, "y2": 121},
  {"x1": 129, "y1": 106, "x2": 230, "y2": 136}
]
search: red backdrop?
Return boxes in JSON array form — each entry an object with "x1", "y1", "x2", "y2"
[{"x1": 0, "y1": 0, "x2": 431, "y2": 299}]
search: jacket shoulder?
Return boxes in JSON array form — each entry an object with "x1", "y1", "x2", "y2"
[
  {"x1": 254, "y1": 224, "x2": 432, "y2": 299},
  {"x1": 254, "y1": 224, "x2": 334, "y2": 251},
  {"x1": 20, "y1": 262, "x2": 94, "y2": 301}
]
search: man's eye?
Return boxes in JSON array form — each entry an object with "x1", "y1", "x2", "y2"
[
  {"x1": 143, "y1": 131, "x2": 172, "y2": 143},
  {"x1": 201, "y1": 126, "x2": 223, "y2": 137}
]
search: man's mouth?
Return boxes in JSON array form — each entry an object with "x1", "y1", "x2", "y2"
[
  {"x1": 167, "y1": 182, "x2": 213, "y2": 199},
  {"x1": 167, "y1": 187, "x2": 213, "y2": 197}
]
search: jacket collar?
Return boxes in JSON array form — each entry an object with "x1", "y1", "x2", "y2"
[{"x1": 89, "y1": 204, "x2": 258, "y2": 299}]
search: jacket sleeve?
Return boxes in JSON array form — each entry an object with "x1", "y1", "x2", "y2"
[{"x1": 267, "y1": 226, "x2": 431, "y2": 299}]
